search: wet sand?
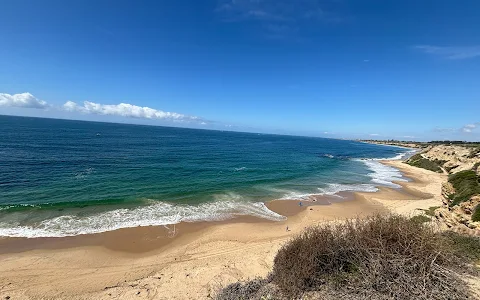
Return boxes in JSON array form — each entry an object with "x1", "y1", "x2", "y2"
[{"x1": 0, "y1": 160, "x2": 446, "y2": 300}]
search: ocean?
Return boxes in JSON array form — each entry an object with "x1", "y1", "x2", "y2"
[{"x1": 0, "y1": 115, "x2": 415, "y2": 238}]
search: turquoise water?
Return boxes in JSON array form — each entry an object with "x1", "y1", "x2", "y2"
[{"x1": 0, "y1": 115, "x2": 414, "y2": 237}]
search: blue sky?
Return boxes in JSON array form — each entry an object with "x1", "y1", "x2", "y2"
[{"x1": 0, "y1": 0, "x2": 479, "y2": 141}]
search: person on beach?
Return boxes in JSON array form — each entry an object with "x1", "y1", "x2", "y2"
[{"x1": 286, "y1": 226, "x2": 289, "y2": 232}]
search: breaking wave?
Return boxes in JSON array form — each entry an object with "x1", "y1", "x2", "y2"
[
  {"x1": 0, "y1": 199, "x2": 285, "y2": 238},
  {"x1": 280, "y1": 149, "x2": 413, "y2": 200}
]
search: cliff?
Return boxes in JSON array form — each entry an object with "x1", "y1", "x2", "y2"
[{"x1": 399, "y1": 143, "x2": 480, "y2": 235}]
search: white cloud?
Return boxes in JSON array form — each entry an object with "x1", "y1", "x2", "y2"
[
  {"x1": 0, "y1": 93, "x2": 48, "y2": 109},
  {"x1": 462, "y1": 123, "x2": 479, "y2": 133},
  {"x1": 432, "y1": 127, "x2": 455, "y2": 133},
  {"x1": 63, "y1": 101, "x2": 78, "y2": 112},
  {"x1": 433, "y1": 123, "x2": 480, "y2": 134},
  {"x1": 414, "y1": 45, "x2": 480, "y2": 60},
  {"x1": 0, "y1": 92, "x2": 203, "y2": 123},
  {"x1": 369, "y1": 133, "x2": 380, "y2": 136},
  {"x1": 63, "y1": 101, "x2": 200, "y2": 122}
]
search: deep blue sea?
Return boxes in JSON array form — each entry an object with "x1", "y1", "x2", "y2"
[{"x1": 0, "y1": 115, "x2": 414, "y2": 237}]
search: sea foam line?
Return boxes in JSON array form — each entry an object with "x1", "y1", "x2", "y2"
[
  {"x1": 281, "y1": 150, "x2": 413, "y2": 201},
  {"x1": 0, "y1": 150, "x2": 415, "y2": 238},
  {"x1": 0, "y1": 199, "x2": 285, "y2": 238}
]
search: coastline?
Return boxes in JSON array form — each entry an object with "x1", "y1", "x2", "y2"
[
  {"x1": 357, "y1": 140, "x2": 424, "y2": 150},
  {"x1": 0, "y1": 160, "x2": 446, "y2": 300}
]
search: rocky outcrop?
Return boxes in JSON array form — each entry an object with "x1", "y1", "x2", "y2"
[
  {"x1": 435, "y1": 207, "x2": 480, "y2": 236},
  {"x1": 421, "y1": 145, "x2": 480, "y2": 174},
  {"x1": 362, "y1": 141, "x2": 480, "y2": 175},
  {"x1": 441, "y1": 182, "x2": 455, "y2": 201},
  {"x1": 434, "y1": 184, "x2": 480, "y2": 236},
  {"x1": 363, "y1": 142, "x2": 480, "y2": 235},
  {"x1": 460, "y1": 195, "x2": 480, "y2": 216}
]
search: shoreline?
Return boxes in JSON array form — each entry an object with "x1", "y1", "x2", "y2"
[
  {"x1": 357, "y1": 140, "x2": 424, "y2": 150},
  {"x1": 0, "y1": 160, "x2": 447, "y2": 299},
  {"x1": 0, "y1": 165, "x2": 413, "y2": 254},
  {"x1": 0, "y1": 191, "x2": 367, "y2": 255}
]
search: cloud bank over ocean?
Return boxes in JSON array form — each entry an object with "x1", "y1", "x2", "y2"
[
  {"x1": 63, "y1": 101, "x2": 199, "y2": 122},
  {"x1": 1, "y1": 91, "x2": 478, "y2": 140},
  {"x1": 0, "y1": 93, "x2": 48, "y2": 109},
  {"x1": 1, "y1": 92, "x2": 202, "y2": 123}
]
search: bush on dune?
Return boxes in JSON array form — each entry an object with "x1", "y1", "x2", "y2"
[
  {"x1": 441, "y1": 231, "x2": 480, "y2": 262},
  {"x1": 448, "y1": 170, "x2": 480, "y2": 207},
  {"x1": 216, "y1": 215, "x2": 479, "y2": 300},
  {"x1": 272, "y1": 215, "x2": 471, "y2": 299},
  {"x1": 406, "y1": 154, "x2": 443, "y2": 173}
]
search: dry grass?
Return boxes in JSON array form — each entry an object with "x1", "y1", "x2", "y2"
[{"x1": 216, "y1": 214, "x2": 478, "y2": 300}]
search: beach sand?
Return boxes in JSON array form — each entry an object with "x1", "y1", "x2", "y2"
[{"x1": 0, "y1": 161, "x2": 447, "y2": 300}]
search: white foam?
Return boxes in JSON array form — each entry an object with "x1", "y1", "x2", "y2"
[
  {"x1": 280, "y1": 149, "x2": 413, "y2": 200},
  {"x1": 317, "y1": 183, "x2": 379, "y2": 195},
  {"x1": 349, "y1": 149, "x2": 415, "y2": 188},
  {"x1": 233, "y1": 167, "x2": 247, "y2": 171},
  {"x1": 0, "y1": 200, "x2": 285, "y2": 238},
  {"x1": 353, "y1": 149, "x2": 417, "y2": 162},
  {"x1": 280, "y1": 191, "x2": 318, "y2": 200},
  {"x1": 0, "y1": 149, "x2": 416, "y2": 238},
  {"x1": 74, "y1": 167, "x2": 95, "y2": 179},
  {"x1": 279, "y1": 183, "x2": 378, "y2": 201},
  {"x1": 362, "y1": 160, "x2": 407, "y2": 188},
  {"x1": 0, "y1": 204, "x2": 37, "y2": 211}
]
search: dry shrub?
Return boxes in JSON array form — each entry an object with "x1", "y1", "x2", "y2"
[
  {"x1": 214, "y1": 277, "x2": 281, "y2": 300},
  {"x1": 271, "y1": 214, "x2": 472, "y2": 299}
]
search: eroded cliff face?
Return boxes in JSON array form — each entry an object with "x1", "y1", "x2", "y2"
[
  {"x1": 421, "y1": 145, "x2": 480, "y2": 174},
  {"x1": 410, "y1": 145, "x2": 480, "y2": 235},
  {"x1": 435, "y1": 182, "x2": 480, "y2": 236},
  {"x1": 366, "y1": 142, "x2": 480, "y2": 235}
]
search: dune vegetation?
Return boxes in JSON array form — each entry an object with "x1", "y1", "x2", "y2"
[
  {"x1": 446, "y1": 170, "x2": 480, "y2": 222},
  {"x1": 405, "y1": 153, "x2": 443, "y2": 173},
  {"x1": 216, "y1": 215, "x2": 480, "y2": 300},
  {"x1": 448, "y1": 171, "x2": 480, "y2": 206}
]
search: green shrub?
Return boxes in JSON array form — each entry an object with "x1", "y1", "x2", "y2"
[
  {"x1": 434, "y1": 159, "x2": 448, "y2": 166},
  {"x1": 406, "y1": 154, "x2": 443, "y2": 173},
  {"x1": 442, "y1": 231, "x2": 480, "y2": 262},
  {"x1": 473, "y1": 204, "x2": 480, "y2": 222},
  {"x1": 410, "y1": 215, "x2": 431, "y2": 224},
  {"x1": 448, "y1": 170, "x2": 480, "y2": 206},
  {"x1": 423, "y1": 206, "x2": 440, "y2": 217},
  {"x1": 473, "y1": 162, "x2": 480, "y2": 172},
  {"x1": 408, "y1": 153, "x2": 423, "y2": 161}
]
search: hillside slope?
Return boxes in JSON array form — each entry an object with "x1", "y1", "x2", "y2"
[{"x1": 401, "y1": 144, "x2": 480, "y2": 235}]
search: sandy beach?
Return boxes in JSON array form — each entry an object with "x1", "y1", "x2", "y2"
[{"x1": 0, "y1": 160, "x2": 447, "y2": 300}]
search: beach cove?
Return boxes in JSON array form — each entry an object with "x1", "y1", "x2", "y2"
[{"x1": 0, "y1": 160, "x2": 447, "y2": 299}]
